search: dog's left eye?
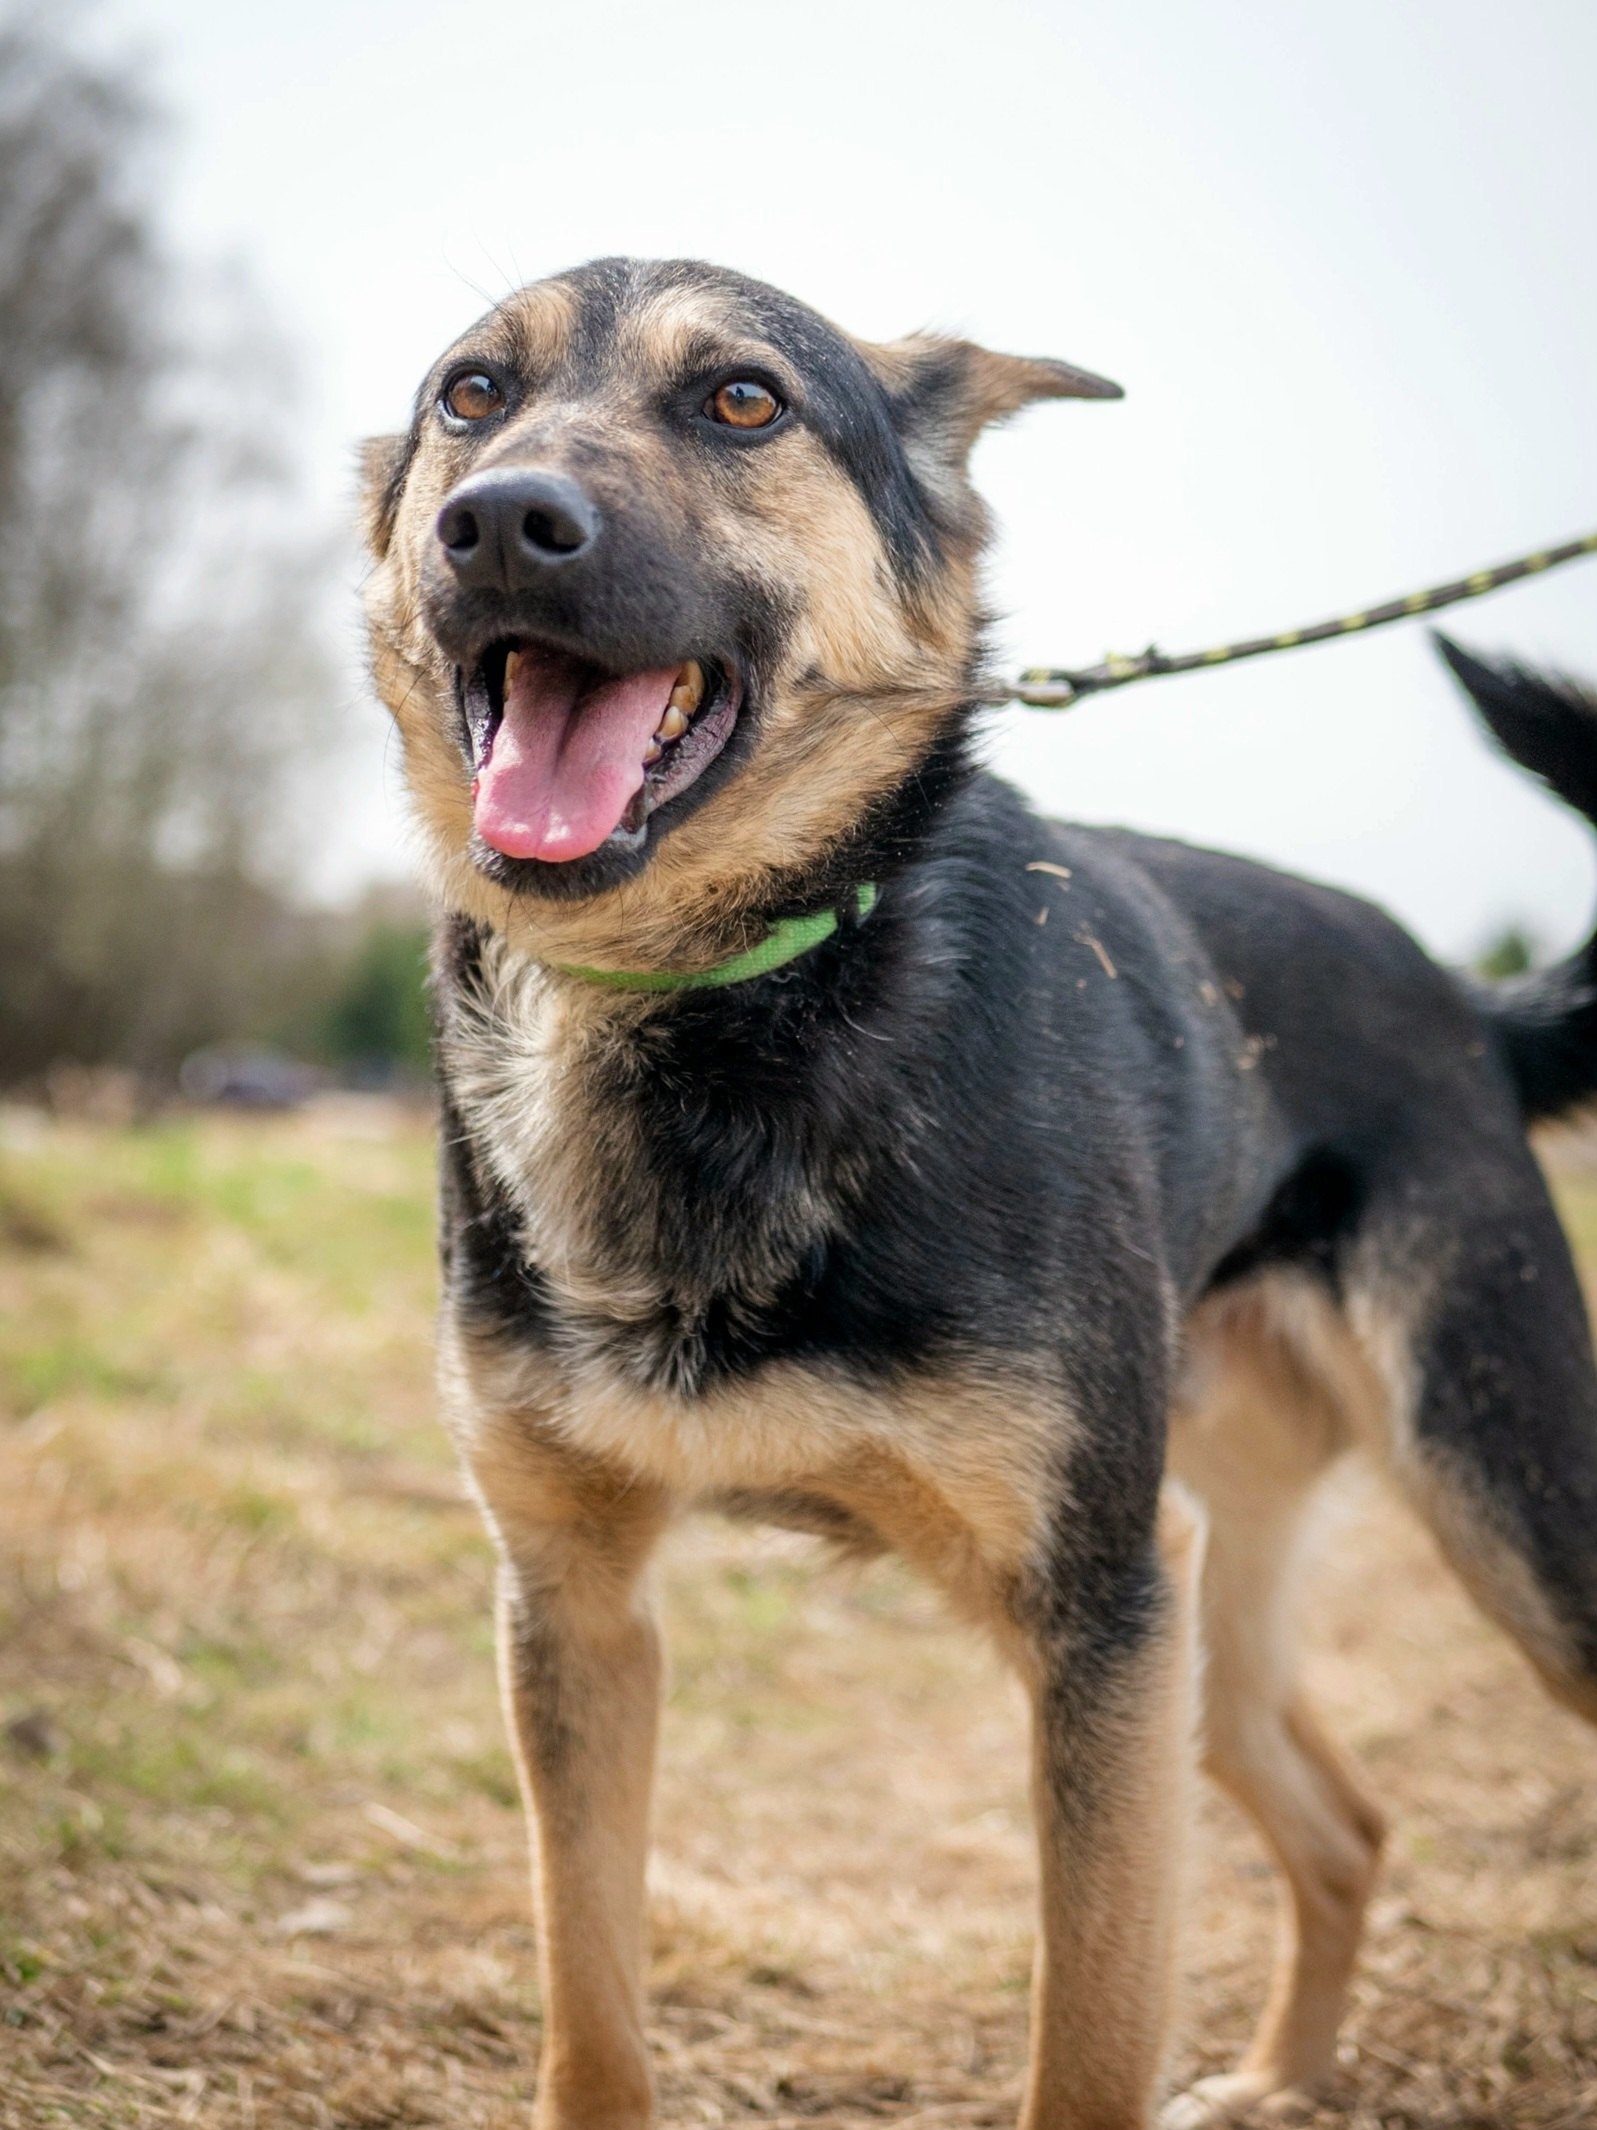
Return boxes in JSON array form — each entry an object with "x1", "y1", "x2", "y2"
[
  {"x1": 705, "y1": 379, "x2": 783, "y2": 430},
  {"x1": 442, "y1": 371, "x2": 504, "y2": 422}
]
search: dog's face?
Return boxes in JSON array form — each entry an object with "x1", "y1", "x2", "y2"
[{"x1": 362, "y1": 258, "x2": 1117, "y2": 962}]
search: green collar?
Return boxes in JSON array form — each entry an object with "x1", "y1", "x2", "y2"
[{"x1": 553, "y1": 883, "x2": 879, "y2": 993}]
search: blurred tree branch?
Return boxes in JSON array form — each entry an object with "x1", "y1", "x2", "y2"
[{"x1": 0, "y1": 6, "x2": 349, "y2": 1086}]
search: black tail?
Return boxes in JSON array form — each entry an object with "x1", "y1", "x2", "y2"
[{"x1": 1437, "y1": 633, "x2": 1597, "y2": 1125}]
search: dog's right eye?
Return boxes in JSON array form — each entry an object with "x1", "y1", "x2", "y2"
[{"x1": 442, "y1": 371, "x2": 504, "y2": 422}]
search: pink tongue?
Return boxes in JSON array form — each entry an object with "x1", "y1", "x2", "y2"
[{"x1": 473, "y1": 654, "x2": 680, "y2": 862}]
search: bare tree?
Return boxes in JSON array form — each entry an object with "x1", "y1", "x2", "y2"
[{"x1": 0, "y1": 6, "x2": 341, "y2": 1084}]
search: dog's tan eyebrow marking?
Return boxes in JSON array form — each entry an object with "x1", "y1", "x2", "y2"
[
  {"x1": 489, "y1": 280, "x2": 580, "y2": 381},
  {"x1": 616, "y1": 285, "x2": 793, "y2": 394},
  {"x1": 660, "y1": 327, "x2": 788, "y2": 388}
]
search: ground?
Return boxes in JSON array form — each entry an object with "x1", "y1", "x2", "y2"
[{"x1": 0, "y1": 1104, "x2": 1593, "y2": 2130}]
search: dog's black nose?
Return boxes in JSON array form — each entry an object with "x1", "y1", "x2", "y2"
[{"x1": 435, "y1": 468, "x2": 599, "y2": 587}]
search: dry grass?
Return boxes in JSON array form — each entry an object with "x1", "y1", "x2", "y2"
[{"x1": 0, "y1": 1104, "x2": 1593, "y2": 2129}]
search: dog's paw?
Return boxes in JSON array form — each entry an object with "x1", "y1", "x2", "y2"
[{"x1": 1160, "y1": 2071, "x2": 1319, "y2": 2129}]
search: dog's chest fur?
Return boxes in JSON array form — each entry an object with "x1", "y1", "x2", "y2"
[
  {"x1": 433, "y1": 928, "x2": 1065, "y2": 1544},
  {"x1": 439, "y1": 927, "x2": 858, "y2": 1399}
]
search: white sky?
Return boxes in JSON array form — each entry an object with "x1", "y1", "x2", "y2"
[{"x1": 87, "y1": 0, "x2": 1597, "y2": 960}]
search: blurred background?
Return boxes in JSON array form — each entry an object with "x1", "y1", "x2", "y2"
[
  {"x1": 4, "y1": 10, "x2": 1597, "y2": 2126},
  {"x1": 3, "y1": 0, "x2": 1595, "y2": 1103}
]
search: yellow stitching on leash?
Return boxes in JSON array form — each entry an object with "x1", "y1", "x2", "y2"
[{"x1": 999, "y1": 526, "x2": 1597, "y2": 711}]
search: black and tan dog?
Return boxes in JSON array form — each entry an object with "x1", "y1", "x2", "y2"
[{"x1": 360, "y1": 257, "x2": 1597, "y2": 2130}]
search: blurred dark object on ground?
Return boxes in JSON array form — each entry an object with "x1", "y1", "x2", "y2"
[{"x1": 178, "y1": 1046, "x2": 321, "y2": 1111}]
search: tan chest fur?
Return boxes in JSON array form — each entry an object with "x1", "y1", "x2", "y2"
[{"x1": 445, "y1": 1304, "x2": 1063, "y2": 1621}]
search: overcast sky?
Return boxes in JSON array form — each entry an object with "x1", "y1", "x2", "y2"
[{"x1": 86, "y1": 0, "x2": 1597, "y2": 959}]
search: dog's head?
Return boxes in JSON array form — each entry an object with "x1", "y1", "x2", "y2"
[{"x1": 362, "y1": 258, "x2": 1118, "y2": 965}]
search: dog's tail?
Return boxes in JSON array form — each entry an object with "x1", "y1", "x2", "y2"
[{"x1": 1439, "y1": 633, "x2": 1597, "y2": 1124}]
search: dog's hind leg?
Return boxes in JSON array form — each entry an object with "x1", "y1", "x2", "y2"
[
  {"x1": 467, "y1": 1415, "x2": 672, "y2": 2130},
  {"x1": 1163, "y1": 1282, "x2": 1387, "y2": 2129}
]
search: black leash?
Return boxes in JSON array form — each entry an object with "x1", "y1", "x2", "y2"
[{"x1": 996, "y1": 528, "x2": 1597, "y2": 710}]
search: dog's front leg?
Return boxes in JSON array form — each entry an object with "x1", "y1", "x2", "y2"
[
  {"x1": 482, "y1": 1446, "x2": 671, "y2": 2130},
  {"x1": 1018, "y1": 1490, "x2": 1204, "y2": 2130}
]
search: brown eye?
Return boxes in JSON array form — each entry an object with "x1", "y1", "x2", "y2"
[
  {"x1": 443, "y1": 371, "x2": 503, "y2": 421},
  {"x1": 707, "y1": 378, "x2": 782, "y2": 430}
]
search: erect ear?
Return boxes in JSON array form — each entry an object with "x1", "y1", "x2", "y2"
[
  {"x1": 860, "y1": 332, "x2": 1123, "y2": 472},
  {"x1": 358, "y1": 432, "x2": 412, "y2": 561}
]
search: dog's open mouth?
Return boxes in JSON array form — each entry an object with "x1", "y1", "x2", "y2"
[{"x1": 461, "y1": 644, "x2": 743, "y2": 863}]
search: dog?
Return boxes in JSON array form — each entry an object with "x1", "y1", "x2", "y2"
[{"x1": 359, "y1": 257, "x2": 1597, "y2": 2130}]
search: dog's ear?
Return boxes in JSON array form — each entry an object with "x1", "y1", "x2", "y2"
[
  {"x1": 358, "y1": 433, "x2": 411, "y2": 561},
  {"x1": 860, "y1": 333, "x2": 1122, "y2": 474}
]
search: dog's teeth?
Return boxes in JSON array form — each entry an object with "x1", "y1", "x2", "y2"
[
  {"x1": 669, "y1": 660, "x2": 705, "y2": 715},
  {"x1": 656, "y1": 704, "x2": 690, "y2": 743},
  {"x1": 503, "y1": 648, "x2": 523, "y2": 690},
  {"x1": 643, "y1": 737, "x2": 664, "y2": 767}
]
